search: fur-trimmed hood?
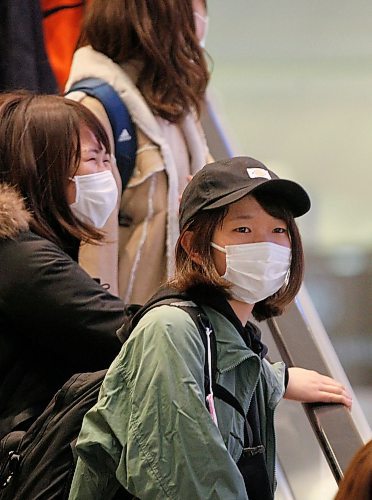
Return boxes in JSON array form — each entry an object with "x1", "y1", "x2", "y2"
[{"x1": 0, "y1": 183, "x2": 30, "y2": 239}]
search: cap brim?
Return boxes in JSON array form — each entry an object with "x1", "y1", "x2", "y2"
[{"x1": 204, "y1": 178, "x2": 311, "y2": 217}]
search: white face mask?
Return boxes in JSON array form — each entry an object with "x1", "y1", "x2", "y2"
[
  {"x1": 211, "y1": 241, "x2": 291, "y2": 304},
  {"x1": 69, "y1": 170, "x2": 118, "y2": 228},
  {"x1": 194, "y1": 11, "x2": 209, "y2": 48}
]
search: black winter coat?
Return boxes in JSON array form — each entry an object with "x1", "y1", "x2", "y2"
[{"x1": 0, "y1": 184, "x2": 124, "y2": 439}]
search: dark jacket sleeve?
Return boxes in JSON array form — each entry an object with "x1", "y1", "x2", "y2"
[{"x1": 1, "y1": 233, "x2": 124, "y2": 372}]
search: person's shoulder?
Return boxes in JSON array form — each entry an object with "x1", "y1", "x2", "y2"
[
  {"x1": 12, "y1": 230, "x2": 68, "y2": 261},
  {"x1": 139, "y1": 304, "x2": 199, "y2": 331},
  {"x1": 116, "y1": 303, "x2": 206, "y2": 378},
  {"x1": 129, "y1": 304, "x2": 204, "y2": 350},
  {"x1": 0, "y1": 232, "x2": 46, "y2": 295},
  {"x1": 0, "y1": 230, "x2": 73, "y2": 284},
  {"x1": 0, "y1": 229, "x2": 43, "y2": 264}
]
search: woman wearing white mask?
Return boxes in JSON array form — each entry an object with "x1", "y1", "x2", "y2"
[
  {"x1": 66, "y1": 0, "x2": 212, "y2": 302},
  {"x1": 69, "y1": 157, "x2": 351, "y2": 500},
  {"x1": 0, "y1": 93, "x2": 124, "y2": 441},
  {"x1": 68, "y1": 124, "x2": 118, "y2": 230}
]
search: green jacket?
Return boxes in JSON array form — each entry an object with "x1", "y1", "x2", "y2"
[{"x1": 69, "y1": 304, "x2": 286, "y2": 500}]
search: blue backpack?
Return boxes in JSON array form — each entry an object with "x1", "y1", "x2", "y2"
[{"x1": 66, "y1": 78, "x2": 137, "y2": 192}]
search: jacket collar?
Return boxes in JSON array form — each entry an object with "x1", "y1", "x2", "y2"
[
  {"x1": 185, "y1": 284, "x2": 268, "y2": 358},
  {"x1": 202, "y1": 305, "x2": 260, "y2": 373},
  {"x1": 0, "y1": 183, "x2": 30, "y2": 240}
]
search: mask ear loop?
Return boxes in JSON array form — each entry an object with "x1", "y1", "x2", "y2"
[
  {"x1": 68, "y1": 176, "x2": 79, "y2": 205},
  {"x1": 284, "y1": 232, "x2": 293, "y2": 286},
  {"x1": 210, "y1": 242, "x2": 226, "y2": 253},
  {"x1": 283, "y1": 268, "x2": 291, "y2": 287},
  {"x1": 193, "y1": 11, "x2": 209, "y2": 48},
  {"x1": 193, "y1": 11, "x2": 208, "y2": 23}
]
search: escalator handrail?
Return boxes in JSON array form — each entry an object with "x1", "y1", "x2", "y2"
[{"x1": 202, "y1": 95, "x2": 371, "y2": 482}]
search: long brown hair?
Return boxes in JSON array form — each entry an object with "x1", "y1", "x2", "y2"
[
  {"x1": 171, "y1": 193, "x2": 304, "y2": 322},
  {"x1": 78, "y1": 0, "x2": 210, "y2": 123},
  {"x1": 0, "y1": 92, "x2": 111, "y2": 247},
  {"x1": 335, "y1": 440, "x2": 372, "y2": 500}
]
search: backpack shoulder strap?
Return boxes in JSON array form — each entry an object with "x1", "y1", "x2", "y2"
[
  {"x1": 119, "y1": 293, "x2": 252, "y2": 434},
  {"x1": 171, "y1": 301, "x2": 254, "y2": 443},
  {"x1": 66, "y1": 77, "x2": 137, "y2": 192},
  {"x1": 172, "y1": 302, "x2": 251, "y2": 433},
  {"x1": 133, "y1": 298, "x2": 215, "y2": 412},
  {"x1": 144, "y1": 299, "x2": 227, "y2": 426}
]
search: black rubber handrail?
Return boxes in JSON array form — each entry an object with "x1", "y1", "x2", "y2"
[{"x1": 268, "y1": 305, "x2": 365, "y2": 482}]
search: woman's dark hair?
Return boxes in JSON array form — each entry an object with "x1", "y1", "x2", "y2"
[
  {"x1": 0, "y1": 92, "x2": 111, "y2": 247},
  {"x1": 171, "y1": 192, "x2": 304, "y2": 321},
  {"x1": 78, "y1": 0, "x2": 210, "y2": 123},
  {"x1": 334, "y1": 440, "x2": 372, "y2": 500}
]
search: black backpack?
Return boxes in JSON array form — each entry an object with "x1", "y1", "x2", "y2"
[
  {"x1": 0, "y1": 292, "x2": 216, "y2": 500},
  {"x1": 0, "y1": 371, "x2": 108, "y2": 499}
]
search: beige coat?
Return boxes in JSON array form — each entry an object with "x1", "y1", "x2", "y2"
[{"x1": 66, "y1": 46, "x2": 211, "y2": 303}]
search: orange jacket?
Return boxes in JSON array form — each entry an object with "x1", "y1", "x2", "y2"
[{"x1": 41, "y1": 0, "x2": 91, "y2": 91}]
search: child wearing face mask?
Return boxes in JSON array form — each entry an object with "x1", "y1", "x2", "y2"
[
  {"x1": 65, "y1": 0, "x2": 212, "y2": 301},
  {"x1": 68, "y1": 156, "x2": 352, "y2": 500}
]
